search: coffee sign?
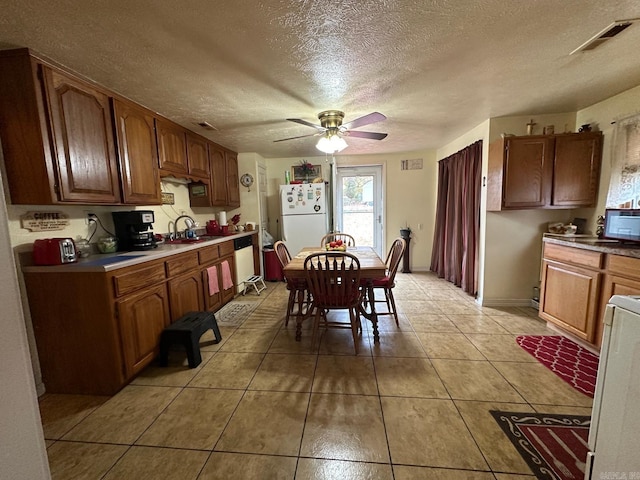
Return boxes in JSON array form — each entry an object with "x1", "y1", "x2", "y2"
[{"x1": 21, "y1": 211, "x2": 70, "y2": 232}]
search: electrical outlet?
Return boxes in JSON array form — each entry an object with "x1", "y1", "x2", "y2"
[{"x1": 85, "y1": 212, "x2": 98, "y2": 225}]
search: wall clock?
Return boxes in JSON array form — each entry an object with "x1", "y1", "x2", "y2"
[{"x1": 240, "y1": 173, "x2": 254, "y2": 190}]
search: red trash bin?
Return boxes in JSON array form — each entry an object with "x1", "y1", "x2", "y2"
[{"x1": 263, "y1": 248, "x2": 284, "y2": 281}]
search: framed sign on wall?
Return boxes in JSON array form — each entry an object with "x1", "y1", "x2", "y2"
[{"x1": 291, "y1": 163, "x2": 322, "y2": 182}]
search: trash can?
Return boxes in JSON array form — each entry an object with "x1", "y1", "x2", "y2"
[{"x1": 263, "y1": 248, "x2": 284, "y2": 281}]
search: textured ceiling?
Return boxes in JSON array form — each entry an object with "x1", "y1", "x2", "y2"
[{"x1": 1, "y1": 1, "x2": 640, "y2": 158}]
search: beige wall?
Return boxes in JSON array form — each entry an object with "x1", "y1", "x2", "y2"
[
  {"x1": 264, "y1": 150, "x2": 437, "y2": 271},
  {"x1": 574, "y1": 84, "x2": 640, "y2": 231}
]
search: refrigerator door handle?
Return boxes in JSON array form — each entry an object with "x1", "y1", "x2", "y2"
[{"x1": 585, "y1": 451, "x2": 595, "y2": 480}]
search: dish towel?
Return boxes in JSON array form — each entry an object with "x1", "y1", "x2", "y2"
[
  {"x1": 221, "y1": 260, "x2": 234, "y2": 291},
  {"x1": 206, "y1": 265, "x2": 219, "y2": 296}
]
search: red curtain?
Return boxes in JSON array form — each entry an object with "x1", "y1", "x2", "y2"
[{"x1": 430, "y1": 140, "x2": 482, "y2": 295}]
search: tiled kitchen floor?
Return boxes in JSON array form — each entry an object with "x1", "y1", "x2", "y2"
[{"x1": 39, "y1": 272, "x2": 593, "y2": 479}]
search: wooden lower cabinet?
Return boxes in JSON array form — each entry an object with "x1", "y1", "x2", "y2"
[
  {"x1": 168, "y1": 271, "x2": 204, "y2": 321},
  {"x1": 539, "y1": 244, "x2": 640, "y2": 349},
  {"x1": 22, "y1": 237, "x2": 249, "y2": 394},
  {"x1": 117, "y1": 283, "x2": 170, "y2": 378},
  {"x1": 539, "y1": 259, "x2": 601, "y2": 343}
]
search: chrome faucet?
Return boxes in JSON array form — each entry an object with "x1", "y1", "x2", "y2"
[{"x1": 174, "y1": 215, "x2": 197, "y2": 239}]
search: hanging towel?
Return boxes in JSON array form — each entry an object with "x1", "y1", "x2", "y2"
[
  {"x1": 221, "y1": 260, "x2": 234, "y2": 291},
  {"x1": 206, "y1": 265, "x2": 219, "y2": 296}
]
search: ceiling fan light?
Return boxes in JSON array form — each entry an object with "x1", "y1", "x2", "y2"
[
  {"x1": 315, "y1": 136, "x2": 333, "y2": 153},
  {"x1": 316, "y1": 133, "x2": 347, "y2": 153}
]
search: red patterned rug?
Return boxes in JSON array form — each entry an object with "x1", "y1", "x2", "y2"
[
  {"x1": 491, "y1": 411, "x2": 590, "y2": 480},
  {"x1": 516, "y1": 335, "x2": 599, "y2": 397}
]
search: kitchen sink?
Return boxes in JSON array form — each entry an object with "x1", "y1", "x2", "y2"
[
  {"x1": 164, "y1": 238, "x2": 207, "y2": 245},
  {"x1": 163, "y1": 235, "x2": 221, "y2": 245}
]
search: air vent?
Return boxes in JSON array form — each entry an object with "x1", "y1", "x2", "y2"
[
  {"x1": 196, "y1": 121, "x2": 218, "y2": 131},
  {"x1": 570, "y1": 19, "x2": 639, "y2": 54}
]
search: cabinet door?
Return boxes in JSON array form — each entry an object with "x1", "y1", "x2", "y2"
[
  {"x1": 552, "y1": 133, "x2": 602, "y2": 207},
  {"x1": 112, "y1": 99, "x2": 162, "y2": 204},
  {"x1": 187, "y1": 133, "x2": 210, "y2": 178},
  {"x1": 209, "y1": 144, "x2": 229, "y2": 206},
  {"x1": 220, "y1": 255, "x2": 237, "y2": 304},
  {"x1": 597, "y1": 274, "x2": 640, "y2": 348},
  {"x1": 539, "y1": 259, "x2": 600, "y2": 343},
  {"x1": 117, "y1": 283, "x2": 170, "y2": 378},
  {"x1": 503, "y1": 136, "x2": 554, "y2": 208},
  {"x1": 168, "y1": 271, "x2": 204, "y2": 321},
  {"x1": 202, "y1": 265, "x2": 223, "y2": 312},
  {"x1": 156, "y1": 118, "x2": 188, "y2": 174},
  {"x1": 226, "y1": 151, "x2": 241, "y2": 208},
  {"x1": 42, "y1": 66, "x2": 121, "y2": 203}
]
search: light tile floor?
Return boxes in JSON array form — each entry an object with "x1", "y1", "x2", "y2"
[{"x1": 39, "y1": 272, "x2": 593, "y2": 479}]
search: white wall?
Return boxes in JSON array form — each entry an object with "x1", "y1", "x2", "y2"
[
  {"x1": 264, "y1": 150, "x2": 438, "y2": 271},
  {"x1": 0, "y1": 168, "x2": 50, "y2": 479}
]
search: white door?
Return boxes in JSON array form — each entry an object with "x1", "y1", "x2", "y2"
[{"x1": 336, "y1": 165, "x2": 384, "y2": 257}]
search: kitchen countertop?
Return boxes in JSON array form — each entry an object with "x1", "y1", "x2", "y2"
[
  {"x1": 21, "y1": 230, "x2": 258, "y2": 273},
  {"x1": 543, "y1": 234, "x2": 640, "y2": 259}
]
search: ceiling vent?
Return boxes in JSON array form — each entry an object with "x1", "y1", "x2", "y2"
[
  {"x1": 570, "y1": 19, "x2": 639, "y2": 54},
  {"x1": 196, "y1": 121, "x2": 218, "y2": 131}
]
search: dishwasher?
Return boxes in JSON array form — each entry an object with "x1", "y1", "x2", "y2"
[{"x1": 233, "y1": 235, "x2": 255, "y2": 292}]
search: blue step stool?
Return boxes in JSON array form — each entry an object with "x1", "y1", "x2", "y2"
[{"x1": 159, "y1": 311, "x2": 221, "y2": 368}]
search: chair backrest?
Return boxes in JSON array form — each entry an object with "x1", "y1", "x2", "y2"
[
  {"x1": 304, "y1": 252, "x2": 361, "y2": 308},
  {"x1": 385, "y1": 238, "x2": 406, "y2": 284},
  {"x1": 274, "y1": 241, "x2": 291, "y2": 268},
  {"x1": 320, "y1": 233, "x2": 356, "y2": 247}
]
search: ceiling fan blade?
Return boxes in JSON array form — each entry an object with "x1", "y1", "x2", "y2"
[
  {"x1": 345, "y1": 130, "x2": 388, "y2": 140},
  {"x1": 273, "y1": 132, "x2": 320, "y2": 143},
  {"x1": 286, "y1": 118, "x2": 326, "y2": 131},
  {"x1": 341, "y1": 112, "x2": 386, "y2": 130}
]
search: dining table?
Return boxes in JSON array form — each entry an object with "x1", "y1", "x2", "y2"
[{"x1": 282, "y1": 246, "x2": 387, "y2": 343}]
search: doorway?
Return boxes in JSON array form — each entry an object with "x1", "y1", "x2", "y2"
[{"x1": 335, "y1": 165, "x2": 384, "y2": 257}]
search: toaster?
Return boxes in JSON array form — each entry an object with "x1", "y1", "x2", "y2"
[{"x1": 33, "y1": 238, "x2": 78, "y2": 265}]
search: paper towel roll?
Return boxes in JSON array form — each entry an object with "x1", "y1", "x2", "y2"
[{"x1": 218, "y1": 211, "x2": 227, "y2": 225}]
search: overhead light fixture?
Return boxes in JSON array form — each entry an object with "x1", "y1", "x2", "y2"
[
  {"x1": 570, "y1": 18, "x2": 639, "y2": 54},
  {"x1": 316, "y1": 131, "x2": 347, "y2": 154}
]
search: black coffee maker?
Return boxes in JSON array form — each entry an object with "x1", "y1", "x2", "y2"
[{"x1": 112, "y1": 211, "x2": 157, "y2": 251}]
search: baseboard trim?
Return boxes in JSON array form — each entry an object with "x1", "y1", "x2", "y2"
[{"x1": 480, "y1": 298, "x2": 533, "y2": 307}]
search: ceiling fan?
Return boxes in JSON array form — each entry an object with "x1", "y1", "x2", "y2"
[{"x1": 274, "y1": 110, "x2": 388, "y2": 153}]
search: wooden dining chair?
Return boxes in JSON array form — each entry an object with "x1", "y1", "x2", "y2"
[
  {"x1": 361, "y1": 237, "x2": 406, "y2": 326},
  {"x1": 274, "y1": 241, "x2": 308, "y2": 326},
  {"x1": 320, "y1": 233, "x2": 356, "y2": 247},
  {"x1": 304, "y1": 252, "x2": 362, "y2": 354}
]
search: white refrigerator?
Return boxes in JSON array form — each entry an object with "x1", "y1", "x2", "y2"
[
  {"x1": 585, "y1": 295, "x2": 640, "y2": 479},
  {"x1": 279, "y1": 184, "x2": 328, "y2": 256}
]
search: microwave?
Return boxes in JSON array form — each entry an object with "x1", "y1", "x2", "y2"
[{"x1": 603, "y1": 209, "x2": 640, "y2": 243}]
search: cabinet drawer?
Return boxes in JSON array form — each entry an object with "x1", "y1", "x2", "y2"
[
  {"x1": 543, "y1": 243, "x2": 603, "y2": 269},
  {"x1": 199, "y1": 245, "x2": 220, "y2": 265},
  {"x1": 606, "y1": 254, "x2": 640, "y2": 279},
  {"x1": 165, "y1": 252, "x2": 199, "y2": 277},
  {"x1": 219, "y1": 240, "x2": 234, "y2": 257},
  {"x1": 113, "y1": 262, "x2": 166, "y2": 297}
]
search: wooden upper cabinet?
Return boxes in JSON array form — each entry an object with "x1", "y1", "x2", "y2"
[
  {"x1": 226, "y1": 151, "x2": 240, "y2": 208},
  {"x1": 209, "y1": 144, "x2": 229, "y2": 206},
  {"x1": 112, "y1": 99, "x2": 162, "y2": 205},
  {"x1": 552, "y1": 133, "x2": 602, "y2": 207},
  {"x1": 502, "y1": 136, "x2": 554, "y2": 209},
  {"x1": 487, "y1": 132, "x2": 602, "y2": 211},
  {"x1": 186, "y1": 133, "x2": 210, "y2": 179},
  {"x1": 156, "y1": 118, "x2": 188, "y2": 175},
  {"x1": 42, "y1": 66, "x2": 122, "y2": 203}
]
